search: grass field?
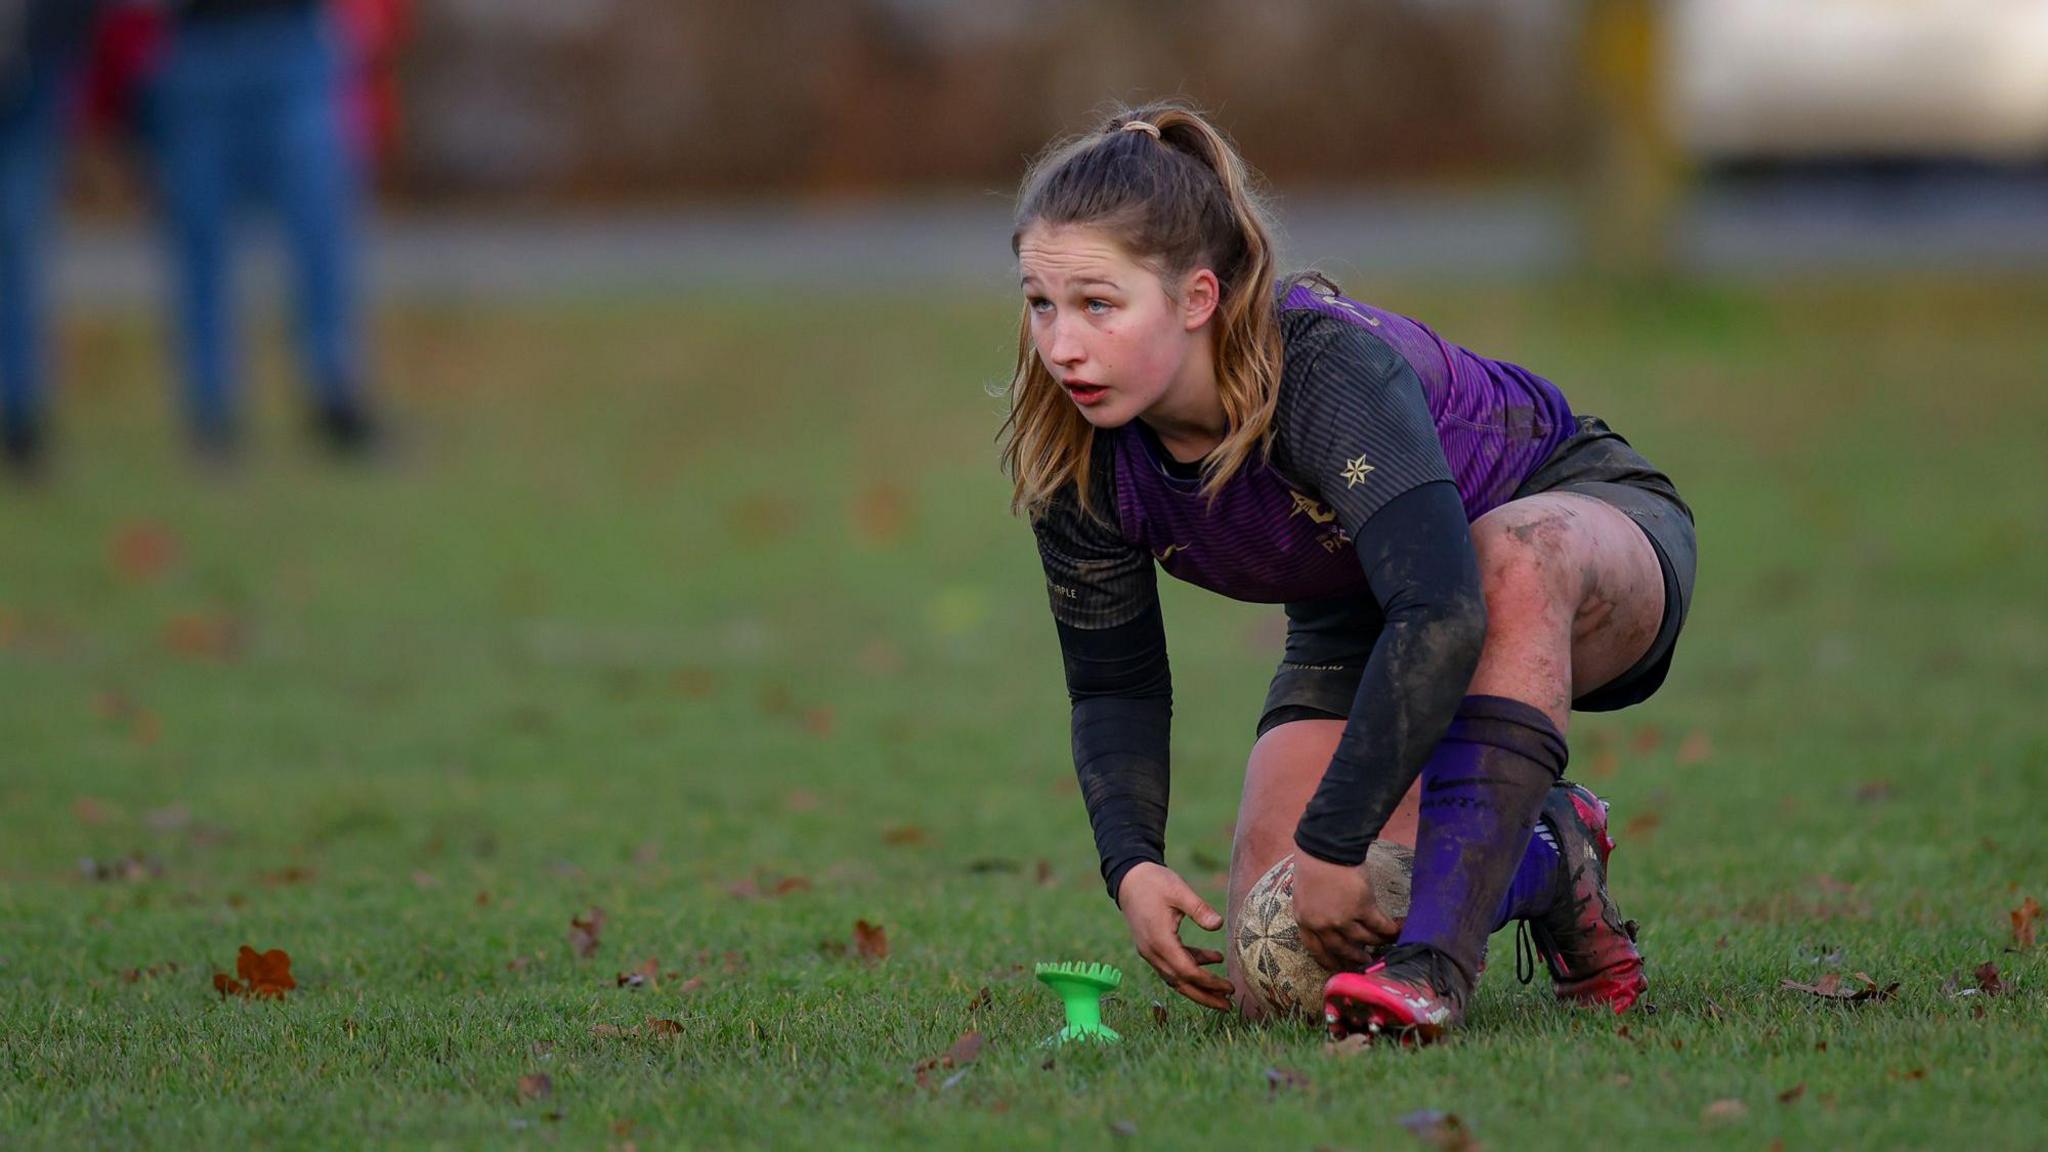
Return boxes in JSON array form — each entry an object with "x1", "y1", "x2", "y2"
[{"x1": 3, "y1": 278, "x2": 2045, "y2": 1149}]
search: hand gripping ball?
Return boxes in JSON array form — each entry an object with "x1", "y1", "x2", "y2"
[{"x1": 1232, "y1": 843, "x2": 1414, "y2": 1021}]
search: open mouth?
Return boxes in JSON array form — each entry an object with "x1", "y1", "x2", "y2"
[{"x1": 1065, "y1": 383, "x2": 1109, "y2": 406}]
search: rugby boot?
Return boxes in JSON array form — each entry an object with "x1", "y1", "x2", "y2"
[
  {"x1": 1524, "y1": 781, "x2": 1647, "y2": 1012},
  {"x1": 1322, "y1": 943, "x2": 1471, "y2": 1047}
]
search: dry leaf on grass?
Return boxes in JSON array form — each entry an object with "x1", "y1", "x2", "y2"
[
  {"x1": 1701, "y1": 1099, "x2": 1748, "y2": 1125},
  {"x1": 569, "y1": 907, "x2": 606, "y2": 959},
  {"x1": 1398, "y1": 1109, "x2": 1481, "y2": 1151},
  {"x1": 616, "y1": 957, "x2": 661, "y2": 989},
  {"x1": 1780, "y1": 971, "x2": 1897, "y2": 1003},
  {"x1": 854, "y1": 919, "x2": 889, "y2": 961},
  {"x1": 214, "y1": 945, "x2": 294, "y2": 999},
  {"x1": 2012, "y1": 897, "x2": 2041, "y2": 951},
  {"x1": 1674, "y1": 729, "x2": 1713, "y2": 766},
  {"x1": 912, "y1": 1030, "x2": 983, "y2": 1090},
  {"x1": 164, "y1": 613, "x2": 241, "y2": 660},
  {"x1": 110, "y1": 522, "x2": 180, "y2": 583},
  {"x1": 517, "y1": 1073, "x2": 553, "y2": 1102}
]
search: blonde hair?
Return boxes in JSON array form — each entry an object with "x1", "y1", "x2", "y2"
[{"x1": 999, "y1": 100, "x2": 1284, "y2": 520}]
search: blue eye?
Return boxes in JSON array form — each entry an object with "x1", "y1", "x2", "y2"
[
  {"x1": 1086, "y1": 299, "x2": 1112, "y2": 314},
  {"x1": 1027, "y1": 297, "x2": 1052, "y2": 314}
]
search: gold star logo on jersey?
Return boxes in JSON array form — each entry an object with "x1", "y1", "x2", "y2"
[
  {"x1": 1342, "y1": 455, "x2": 1375, "y2": 488},
  {"x1": 1289, "y1": 491, "x2": 1338, "y2": 525}
]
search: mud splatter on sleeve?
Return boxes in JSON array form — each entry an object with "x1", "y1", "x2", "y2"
[
  {"x1": 1270, "y1": 317, "x2": 1489, "y2": 864},
  {"x1": 1292, "y1": 482, "x2": 1487, "y2": 865},
  {"x1": 1032, "y1": 474, "x2": 1174, "y2": 900}
]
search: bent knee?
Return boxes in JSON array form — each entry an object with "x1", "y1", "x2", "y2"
[{"x1": 1472, "y1": 499, "x2": 1587, "y2": 612}]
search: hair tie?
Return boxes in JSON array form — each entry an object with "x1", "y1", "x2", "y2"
[{"x1": 1120, "y1": 120, "x2": 1162, "y2": 140}]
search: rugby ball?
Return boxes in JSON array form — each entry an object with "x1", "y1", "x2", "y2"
[{"x1": 1233, "y1": 843, "x2": 1413, "y2": 1021}]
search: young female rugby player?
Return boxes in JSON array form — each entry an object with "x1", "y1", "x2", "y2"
[{"x1": 1002, "y1": 103, "x2": 1695, "y2": 1042}]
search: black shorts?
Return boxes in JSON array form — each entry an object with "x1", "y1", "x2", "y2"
[{"x1": 1256, "y1": 415, "x2": 1698, "y2": 737}]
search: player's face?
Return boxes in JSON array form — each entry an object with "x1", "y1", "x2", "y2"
[{"x1": 1017, "y1": 223, "x2": 1206, "y2": 430}]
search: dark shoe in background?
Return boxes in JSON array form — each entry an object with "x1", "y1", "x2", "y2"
[
  {"x1": 312, "y1": 399, "x2": 384, "y2": 460},
  {"x1": 3, "y1": 412, "x2": 48, "y2": 483}
]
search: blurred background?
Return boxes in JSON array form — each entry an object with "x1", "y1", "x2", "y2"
[{"x1": 18, "y1": 0, "x2": 2048, "y2": 322}]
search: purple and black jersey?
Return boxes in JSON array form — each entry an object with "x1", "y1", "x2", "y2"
[
  {"x1": 1035, "y1": 277, "x2": 1596, "y2": 893},
  {"x1": 1038, "y1": 278, "x2": 1575, "y2": 627}
]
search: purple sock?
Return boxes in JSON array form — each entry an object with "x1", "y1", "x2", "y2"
[
  {"x1": 1491, "y1": 822, "x2": 1561, "y2": 930},
  {"x1": 1398, "y1": 695, "x2": 1568, "y2": 991}
]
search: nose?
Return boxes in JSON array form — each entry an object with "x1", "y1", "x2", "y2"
[{"x1": 1045, "y1": 315, "x2": 1086, "y2": 369}]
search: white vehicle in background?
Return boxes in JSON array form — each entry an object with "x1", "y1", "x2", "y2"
[{"x1": 1667, "y1": 0, "x2": 2048, "y2": 164}]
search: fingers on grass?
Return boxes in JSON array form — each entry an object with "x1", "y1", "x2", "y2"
[{"x1": 1174, "y1": 972, "x2": 1234, "y2": 1011}]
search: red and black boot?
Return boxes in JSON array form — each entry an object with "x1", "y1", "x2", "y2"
[
  {"x1": 1524, "y1": 782, "x2": 1647, "y2": 1012},
  {"x1": 1322, "y1": 943, "x2": 1472, "y2": 1046}
]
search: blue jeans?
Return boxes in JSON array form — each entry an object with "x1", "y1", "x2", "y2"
[
  {"x1": 153, "y1": 7, "x2": 364, "y2": 434},
  {"x1": 0, "y1": 58, "x2": 75, "y2": 431}
]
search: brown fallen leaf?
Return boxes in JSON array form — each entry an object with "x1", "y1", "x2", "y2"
[
  {"x1": 81, "y1": 852, "x2": 163, "y2": 882},
  {"x1": 1781, "y1": 971, "x2": 1897, "y2": 1003},
  {"x1": 1701, "y1": 1098, "x2": 1748, "y2": 1125},
  {"x1": 1035, "y1": 859, "x2": 1056, "y2": 888},
  {"x1": 1674, "y1": 729, "x2": 1713, "y2": 766},
  {"x1": 727, "y1": 493, "x2": 799, "y2": 545},
  {"x1": 616, "y1": 957, "x2": 661, "y2": 989},
  {"x1": 1622, "y1": 809, "x2": 1663, "y2": 840},
  {"x1": 967, "y1": 986, "x2": 992, "y2": 1013},
  {"x1": 912, "y1": 1029, "x2": 984, "y2": 1090},
  {"x1": 110, "y1": 522, "x2": 180, "y2": 583},
  {"x1": 260, "y1": 866, "x2": 315, "y2": 888},
  {"x1": 1587, "y1": 746, "x2": 1620, "y2": 778},
  {"x1": 645, "y1": 1017, "x2": 685, "y2": 1037},
  {"x1": 121, "y1": 961, "x2": 180, "y2": 983},
  {"x1": 214, "y1": 945, "x2": 295, "y2": 999},
  {"x1": 517, "y1": 1073, "x2": 553, "y2": 1102},
  {"x1": 2012, "y1": 897, "x2": 2041, "y2": 951},
  {"x1": 851, "y1": 482, "x2": 914, "y2": 546},
  {"x1": 1974, "y1": 961, "x2": 2005, "y2": 996},
  {"x1": 772, "y1": 875, "x2": 813, "y2": 896},
  {"x1": 1777, "y1": 1083, "x2": 1806, "y2": 1104},
  {"x1": 854, "y1": 919, "x2": 889, "y2": 961},
  {"x1": 569, "y1": 907, "x2": 606, "y2": 959},
  {"x1": 882, "y1": 825, "x2": 927, "y2": 847},
  {"x1": 163, "y1": 613, "x2": 242, "y2": 661},
  {"x1": 1324, "y1": 1033, "x2": 1371, "y2": 1058},
  {"x1": 1397, "y1": 1109, "x2": 1480, "y2": 1151}
]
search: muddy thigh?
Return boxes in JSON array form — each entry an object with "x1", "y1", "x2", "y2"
[{"x1": 1466, "y1": 492, "x2": 1666, "y2": 730}]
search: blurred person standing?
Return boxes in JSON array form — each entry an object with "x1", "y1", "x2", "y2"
[
  {"x1": 153, "y1": 0, "x2": 380, "y2": 459},
  {"x1": 1, "y1": 0, "x2": 111, "y2": 475}
]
